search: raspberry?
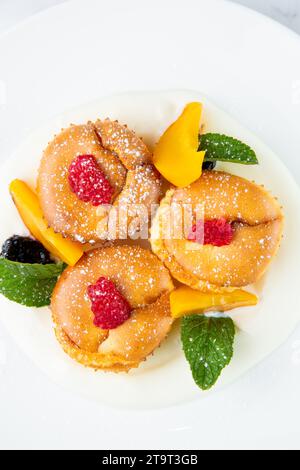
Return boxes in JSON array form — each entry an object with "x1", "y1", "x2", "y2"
[
  {"x1": 87, "y1": 277, "x2": 131, "y2": 329},
  {"x1": 68, "y1": 155, "x2": 113, "y2": 206},
  {"x1": 188, "y1": 217, "x2": 234, "y2": 247}
]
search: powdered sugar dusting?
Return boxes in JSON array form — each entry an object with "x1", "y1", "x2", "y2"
[
  {"x1": 38, "y1": 120, "x2": 161, "y2": 243},
  {"x1": 52, "y1": 245, "x2": 173, "y2": 362},
  {"x1": 153, "y1": 171, "x2": 283, "y2": 289}
]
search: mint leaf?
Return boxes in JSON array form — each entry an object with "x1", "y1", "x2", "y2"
[
  {"x1": 0, "y1": 259, "x2": 66, "y2": 307},
  {"x1": 199, "y1": 133, "x2": 258, "y2": 165},
  {"x1": 181, "y1": 315, "x2": 235, "y2": 390}
]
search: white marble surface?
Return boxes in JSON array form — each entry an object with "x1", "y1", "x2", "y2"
[
  {"x1": 0, "y1": 0, "x2": 300, "y2": 34},
  {"x1": 235, "y1": 0, "x2": 300, "y2": 33}
]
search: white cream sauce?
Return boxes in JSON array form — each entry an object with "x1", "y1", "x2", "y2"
[{"x1": 0, "y1": 90, "x2": 299, "y2": 409}]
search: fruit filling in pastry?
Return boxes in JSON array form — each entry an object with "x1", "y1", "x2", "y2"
[
  {"x1": 88, "y1": 277, "x2": 132, "y2": 330},
  {"x1": 188, "y1": 217, "x2": 234, "y2": 247},
  {"x1": 37, "y1": 120, "x2": 162, "y2": 244},
  {"x1": 51, "y1": 246, "x2": 174, "y2": 371},
  {"x1": 68, "y1": 154, "x2": 114, "y2": 206}
]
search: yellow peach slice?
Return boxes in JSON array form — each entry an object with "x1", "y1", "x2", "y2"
[
  {"x1": 153, "y1": 102, "x2": 206, "y2": 187},
  {"x1": 170, "y1": 286, "x2": 258, "y2": 319},
  {"x1": 9, "y1": 179, "x2": 83, "y2": 266}
]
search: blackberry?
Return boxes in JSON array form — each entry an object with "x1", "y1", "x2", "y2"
[
  {"x1": 1, "y1": 235, "x2": 52, "y2": 264},
  {"x1": 202, "y1": 160, "x2": 217, "y2": 171}
]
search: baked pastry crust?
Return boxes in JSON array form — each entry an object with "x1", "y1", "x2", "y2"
[
  {"x1": 151, "y1": 171, "x2": 284, "y2": 291},
  {"x1": 51, "y1": 245, "x2": 174, "y2": 371},
  {"x1": 37, "y1": 120, "x2": 162, "y2": 243}
]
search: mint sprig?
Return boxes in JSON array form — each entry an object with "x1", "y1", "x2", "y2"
[
  {"x1": 0, "y1": 258, "x2": 66, "y2": 307},
  {"x1": 181, "y1": 315, "x2": 235, "y2": 390},
  {"x1": 199, "y1": 133, "x2": 258, "y2": 165}
]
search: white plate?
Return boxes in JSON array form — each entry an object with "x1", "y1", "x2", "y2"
[
  {"x1": 1, "y1": 0, "x2": 300, "y2": 450},
  {"x1": 1, "y1": 88, "x2": 300, "y2": 409}
]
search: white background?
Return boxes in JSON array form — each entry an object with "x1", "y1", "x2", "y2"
[
  {"x1": 0, "y1": 0, "x2": 300, "y2": 451},
  {"x1": 0, "y1": 0, "x2": 300, "y2": 34}
]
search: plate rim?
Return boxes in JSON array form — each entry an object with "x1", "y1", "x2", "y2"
[{"x1": 1, "y1": 0, "x2": 300, "y2": 448}]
